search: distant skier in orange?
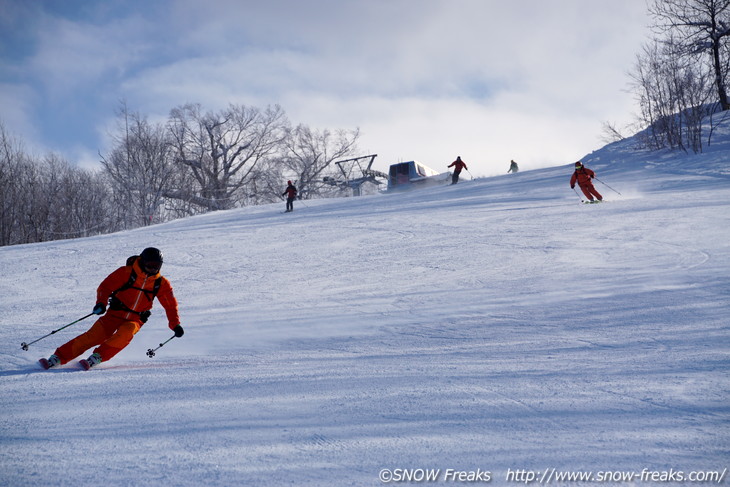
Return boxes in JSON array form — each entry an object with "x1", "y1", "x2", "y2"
[
  {"x1": 570, "y1": 161, "x2": 603, "y2": 202},
  {"x1": 282, "y1": 180, "x2": 298, "y2": 212},
  {"x1": 448, "y1": 156, "x2": 468, "y2": 185}
]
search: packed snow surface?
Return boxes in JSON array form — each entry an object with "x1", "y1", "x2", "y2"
[{"x1": 1, "y1": 128, "x2": 729, "y2": 486}]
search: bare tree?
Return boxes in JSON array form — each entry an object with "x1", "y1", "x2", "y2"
[
  {"x1": 599, "y1": 121, "x2": 627, "y2": 144},
  {"x1": 167, "y1": 103, "x2": 288, "y2": 211},
  {"x1": 38, "y1": 154, "x2": 112, "y2": 240},
  {"x1": 101, "y1": 103, "x2": 178, "y2": 228},
  {"x1": 57, "y1": 164, "x2": 112, "y2": 238},
  {"x1": 0, "y1": 100, "x2": 364, "y2": 246},
  {"x1": 630, "y1": 36, "x2": 714, "y2": 152},
  {"x1": 0, "y1": 121, "x2": 26, "y2": 245},
  {"x1": 0, "y1": 120, "x2": 112, "y2": 246},
  {"x1": 244, "y1": 161, "x2": 285, "y2": 206},
  {"x1": 278, "y1": 124, "x2": 360, "y2": 200},
  {"x1": 650, "y1": 0, "x2": 730, "y2": 110}
]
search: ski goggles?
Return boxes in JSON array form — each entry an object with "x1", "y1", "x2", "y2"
[{"x1": 142, "y1": 261, "x2": 162, "y2": 273}]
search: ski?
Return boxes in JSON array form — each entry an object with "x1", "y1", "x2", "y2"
[
  {"x1": 40, "y1": 357, "x2": 95, "y2": 370},
  {"x1": 583, "y1": 200, "x2": 603, "y2": 204}
]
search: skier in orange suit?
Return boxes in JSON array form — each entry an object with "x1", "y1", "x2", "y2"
[
  {"x1": 40, "y1": 247, "x2": 183, "y2": 369},
  {"x1": 448, "y1": 156, "x2": 468, "y2": 185},
  {"x1": 570, "y1": 161, "x2": 603, "y2": 202}
]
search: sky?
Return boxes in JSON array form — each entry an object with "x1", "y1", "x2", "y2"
[{"x1": 0, "y1": 0, "x2": 651, "y2": 177}]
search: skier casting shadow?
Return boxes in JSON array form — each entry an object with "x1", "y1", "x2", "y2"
[
  {"x1": 570, "y1": 161, "x2": 603, "y2": 202},
  {"x1": 39, "y1": 248, "x2": 184, "y2": 370}
]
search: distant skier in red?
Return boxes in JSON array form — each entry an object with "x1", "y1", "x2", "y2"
[
  {"x1": 282, "y1": 180, "x2": 298, "y2": 212},
  {"x1": 570, "y1": 161, "x2": 603, "y2": 202},
  {"x1": 39, "y1": 248, "x2": 183, "y2": 370},
  {"x1": 448, "y1": 156, "x2": 468, "y2": 185}
]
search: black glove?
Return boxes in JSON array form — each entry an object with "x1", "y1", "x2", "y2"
[
  {"x1": 570, "y1": 185, "x2": 575, "y2": 189},
  {"x1": 173, "y1": 325, "x2": 185, "y2": 337},
  {"x1": 93, "y1": 303, "x2": 106, "y2": 315}
]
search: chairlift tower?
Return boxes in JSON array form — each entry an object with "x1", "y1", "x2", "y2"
[{"x1": 323, "y1": 154, "x2": 388, "y2": 196}]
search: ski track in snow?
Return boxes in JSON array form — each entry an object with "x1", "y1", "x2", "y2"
[{"x1": 1, "y1": 129, "x2": 729, "y2": 486}]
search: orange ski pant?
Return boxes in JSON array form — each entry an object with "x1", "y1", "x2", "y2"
[
  {"x1": 579, "y1": 182, "x2": 603, "y2": 201},
  {"x1": 54, "y1": 314, "x2": 141, "y2": 364}
]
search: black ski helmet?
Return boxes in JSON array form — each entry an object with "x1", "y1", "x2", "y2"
[{"x1": 140, "y1": 247, "x2": 163, "y2": 266}]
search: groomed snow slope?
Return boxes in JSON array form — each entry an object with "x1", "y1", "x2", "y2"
[{"x1": 1, "y1": 127, "x2": 728, "y2": 486}]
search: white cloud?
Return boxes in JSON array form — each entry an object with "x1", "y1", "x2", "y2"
[
  {"x1": 0, "y1": 83, "x2": 39, "y2": 145},
  {"x1": 278, "y1": 93, "x2": 610, "y2": 176},
  {"x1": 2, "y1": 0, "x2": 650, "y2": 176}
]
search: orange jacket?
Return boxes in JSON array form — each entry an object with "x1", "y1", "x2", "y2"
[
  {"x1": 97, "y1": 257, "x2": 180, "y2": 329},
  {"x1": 448, "y1": 158, "x2": 468, "y2": 173},
  {"x1": 283, "y1": 184, "x2": 297, "y2": 199},
  {"x1": 570, "y1": 167, "x2": 596, "y2": 188}
]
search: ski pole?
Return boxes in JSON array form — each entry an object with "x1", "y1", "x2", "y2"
[
  {"x1": 146, "y1": 335, "x2": 176, "y2": 358},
  {"x1": 572, "y1": 187, "x2": 585, "y2": 202},
  {"x1": 594, "y1": 177, "x2": 622, "y2": 195},
  {"x1": 466, "y1": 169, "x2": 474, "y2": 180},
  {"x1": 21, "y1": 312, "x2": 96, "y2": 351}
]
